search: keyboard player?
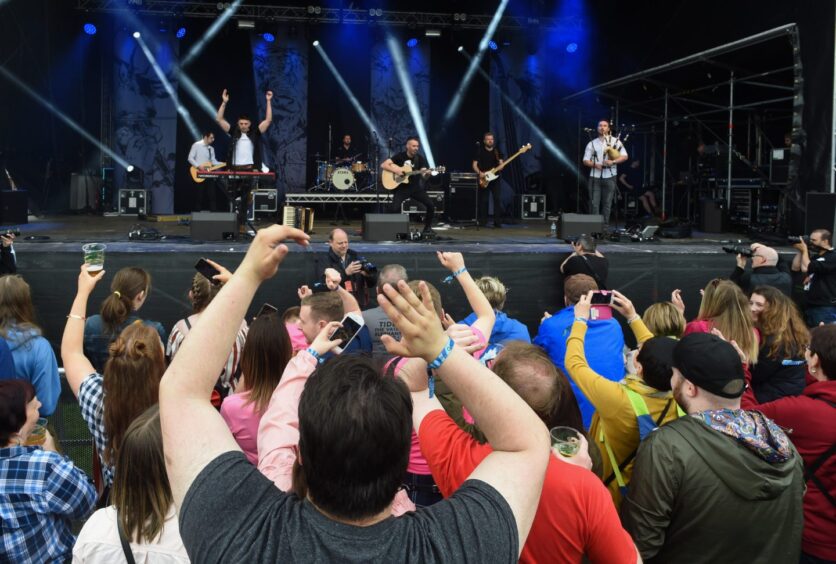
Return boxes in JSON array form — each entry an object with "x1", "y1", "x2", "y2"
[{"x1": 215, "y1": 88, "x2": 273, "y2": 233}]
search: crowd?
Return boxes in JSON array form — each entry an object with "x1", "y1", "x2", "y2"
[{"x1": 0, "y1": 224, "x2": 833, "y2": 564}]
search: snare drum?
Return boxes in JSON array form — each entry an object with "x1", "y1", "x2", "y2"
[
  {"x1": 351, "y1": 161, "x2": 368, "y2": 174},
  {"x1": 316, "y1": 161, "x2": 334, "y2": 185},
  {"x1": 331, "y1": 168, "x2": 356, "y2": 191}
]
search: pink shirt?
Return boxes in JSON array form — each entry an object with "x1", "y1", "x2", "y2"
[{"x1": 220, "y1": 391, "x2": 261, "y2": 465}]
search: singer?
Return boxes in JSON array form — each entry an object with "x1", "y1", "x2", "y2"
[
  {"x1": 472, "y1": 132, "x2": 505, "y2": 228},
  {"x1": 582, "y1": 120, "x2": 628, "y2": 226}
]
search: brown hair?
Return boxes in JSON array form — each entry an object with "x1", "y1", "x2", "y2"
[
  {"x1": 697, "y1": 279, "x2": 759, "y2": 364},
  {"x1": 0, "y1": 380, "x2": 35, "y2": 445},
  {"x1": 643, "y1": 302, "x2": 686, "y2": 338},
  {"x1": 282, "y1": 306, "x2": 301, "y2": 324},
  {"x1": 810, "y1": 324, "x2": 836, "y2": 379},
  {"x1": 102, "y1": 322, "x2": 165, "y2": 465},
  {"x1": 475, "y1": 276, "x2": 507, "y2": 311},
  {"x1": 407, "y1": 280, "x2": 443, "y2": 318},
  {"x1": 111, "y1": 404, "x2": 172, "y2": 544},
  {"x1": 564, "y1": 274, "x2": 598, "y2": 305},
  {"x1": 101, "y1": 267, "x2": 152, "y2": 335},
  {"x1": 240, "y1": 313, "x2": 293, "y2": 414},
  {"x1": 0, "y1": 275, "x2": 41, "y2": 339},
  {"x1": 752, "y1": 286, "x2": 809, "y2": 359},
  {"x1": 300, "y1": 291, "x2": 344, "y2": 323},
  {"x1": 190, "y1": 273, "x2": 220, "y2": 314}
]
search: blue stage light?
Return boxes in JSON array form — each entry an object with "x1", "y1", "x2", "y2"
[
  {"x1": 83, "y1": 23, "x2": 97, "y2": 36},
  {"x1": 406, "y1": 38, "x2": 418, "y2": 48},
  {"x1": 566, "y1": 42, "x2": 578, "y2": 53},
  {"x1": 488, "y1": 40, "x2": 498, "y2": 51},
  {"x1": 176, "y1": 27, "x2": 187, "y2": 39},
  {"x1": 262, "y1": 32, "x2": 275, "y2": 42}
]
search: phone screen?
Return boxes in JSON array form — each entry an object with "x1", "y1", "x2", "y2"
[
  {"x1": 194, "y1": 258, "x2": 221, "y2": 285},
  {"x1": 329, "y1": 315, "x2": 363, "y2": 347},
  {"x1": 256, "y1": 303, "x2": 278, "y2": 318},
  {"x1": 590, "y1": 291, "x2": 613, "y2": 306}
]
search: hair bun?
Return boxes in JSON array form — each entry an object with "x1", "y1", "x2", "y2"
[{"x1": 108, "y1": 339, "x2": 127, "y2": 358}]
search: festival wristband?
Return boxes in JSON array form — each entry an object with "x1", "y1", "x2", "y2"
[
  {"x1": 574, "y1": 316, "x2": 588, "y2": 324},
  {"x1": 442, "y1": 267, "x2": 467, "y2": 285},
  {"x1": 306, "y1": 347, "x2": 323, "y2": 363},
  {"x1": 428, "y1": 337, "x2": 455, "y2": 370}
]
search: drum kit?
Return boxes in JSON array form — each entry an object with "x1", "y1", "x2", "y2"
[{"x1": 312, "y1": 154, "x2": 374, "y2": 192}]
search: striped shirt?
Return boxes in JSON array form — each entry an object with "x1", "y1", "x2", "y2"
[{"x1": 167, "y1": 315, "x2": 248, "y2": 393}]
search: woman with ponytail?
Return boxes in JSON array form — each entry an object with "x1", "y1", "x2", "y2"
[
  {"x1": 62, "y1": 265, "x2": 166, "y2": 501},
  {"x1": 83, "y1": 266, "x2": 166, "y2": 373}
]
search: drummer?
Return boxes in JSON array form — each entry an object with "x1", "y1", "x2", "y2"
[{"x1": 334, "y1": 134, "x2": 359, "y2": 166}]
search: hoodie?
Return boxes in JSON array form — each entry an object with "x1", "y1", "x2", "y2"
[
  {"x1": 622, "y1": 413, "x2": 804, "y2": 564},
  {"x1": 461, "y1": 310, "x2": 530, "y2": 345},
  {"x1": 2, "y1": 327, "x2": 60, "y2": 417}
]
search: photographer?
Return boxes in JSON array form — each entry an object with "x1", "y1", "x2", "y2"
[
  {"x1": 0, "y1": 233, "x2": 16, "y2": 275},
  {"x1": 729, "y1": 243, "x2": 791, "y2": 296},
  {"x1": 560, "y1": 234, "x2": 608, "y2": 288},
  {"x1": 792, "y1": 229, "x2": 836, "y2": 326},
  {"x1": 319, "y1": 228, "x2": 377, "y2": 308}
]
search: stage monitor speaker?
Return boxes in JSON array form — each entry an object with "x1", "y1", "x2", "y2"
[
  {"x1": 191, "y1": 211, "x2": 237, "y2": 241},
  {"x1": 0, "y1": 191, "x2": 28, "y2": 225},
  {"x1": 700, "y1": 199, "x2": 726, "y2": 233},
  {"x1": 448, "y1": 182, "x2": 478, "y2": 223},
  {"x1": 363, "y1": 213, "x2": 408, "y2": 241},
  {"x1": 557, "y1": 213, "x2": 603, "y2": 239},
  {"x1": 804, "y1": 192, "x2": 836, "y2": 235}
]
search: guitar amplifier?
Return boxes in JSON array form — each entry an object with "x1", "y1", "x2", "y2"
[
  {"x1": 118, "y1": 189, "x2": 149, "y2": 217},
  {"x1": 247, "y1": 189, "x2": 278, "y2": 221},
  {"x1": 281, "y1": 206, "x2": 314, "y2": 233},
  {"x1": 448, "y1": 175, "x2": 478, "y2": 223},
  {"x1": 401, "y1": 191, "x2": 445, "y2": 216}
]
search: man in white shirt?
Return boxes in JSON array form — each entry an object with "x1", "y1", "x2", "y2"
[
  {"x1": 582, "y1": 120, "x2": 628, "y2": 226},
  {"x1": 188, "y1": 132, "x2": 223, "y2": 211}
]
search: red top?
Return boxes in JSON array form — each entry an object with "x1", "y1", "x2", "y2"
[
  {"x1": 742, "y1": 369, "x2": 836, "y2": 561},
  {"x1": 419, "y1": 410, "x2": 637, "y2": 564}
]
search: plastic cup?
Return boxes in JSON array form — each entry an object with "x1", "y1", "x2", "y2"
[
  {"x1": 82, "y1": 243, "x2": 106, "y2": 275},
  {"x1": 24, "y1": 418, "x2": 48, "y2": 446},
  {"x1": 550, "y1": 426, "x2": 581, "y2": 458}
]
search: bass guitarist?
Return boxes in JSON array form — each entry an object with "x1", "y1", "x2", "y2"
[
  {"x1": 381, "y1": 136, "x2": 435, "y2": 234},
  {"x1": 187, "y1": 131, "x2": 224, "y2": 211},
  {"x1": 473, "y1": 131, "x2": 504, "y2": 228}
]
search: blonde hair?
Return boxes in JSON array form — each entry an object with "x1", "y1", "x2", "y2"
[
  {"x1": 643, "y1": 302, "x2": 686, "y2": 338},
  {"x1": 475, "y1": 276, "x2": 507, "y2": 310},
  {"x1": 697, "y1": 280, "x2": 759, "y2": 364}
]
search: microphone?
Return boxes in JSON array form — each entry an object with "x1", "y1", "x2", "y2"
[
  {"x1": 583, "y1": 128, "x2": 595, "y2": 132},
  {"x1": 476, "y1": 141, "x2": 481, "y2": 145}
]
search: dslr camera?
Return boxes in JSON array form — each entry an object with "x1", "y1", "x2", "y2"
[
  {"x1": 788, "y1": 235, "x2": 811, "y2": 245},
  {"x1": 722, "y1": 244, "x2": 753, "y2": 257},
  {"x1": 356, "y1": 256, "x2": 377, "y2": 275}
]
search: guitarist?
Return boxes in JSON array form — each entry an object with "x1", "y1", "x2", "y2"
[
  {"x1": 472, "y1": 132, "x2": 504, "y2": 228},
  {"x1": 381, "y1": 137, "x2": 435, "y2": 234},
  {"x1": 187, "y1": 131, "x2": 223, "y2": 211}
]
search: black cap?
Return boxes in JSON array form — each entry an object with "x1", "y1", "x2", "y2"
[{"x1": 673, "y1": 333, "x2": 745, "y2": 398}]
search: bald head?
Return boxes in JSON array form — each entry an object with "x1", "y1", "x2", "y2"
[
  {"x1": 492, "y1": 342, "x2": 558, "y2": 423},
  {"x1": 328, "y1": 228, "x2": 349, "y2": 258},
  {"x1": 756, "y1": 246, "x2": 779, "y2": 267}
]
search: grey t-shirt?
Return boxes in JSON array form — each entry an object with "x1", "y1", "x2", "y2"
[
  {"x1": 362, "y1": 306, "x2": 402, "y2": 354},
  {"x1": 179, "y1": 451, "x2": 518, "y2": 563}
]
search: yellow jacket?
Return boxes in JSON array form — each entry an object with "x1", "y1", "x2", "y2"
[{"x1": 565, "y1": 318, "x2": 682, "y2": 508}]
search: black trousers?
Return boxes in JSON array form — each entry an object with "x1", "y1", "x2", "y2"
[
  {"x1": 390, "y1": 181, "x2": 434, "y2": 228},
  {"x1": 478, "y1": 179, "x2": 502, "y2": 226},
  {"x1": 194, "y1": 179, "x2": 221, "y2": 212}
]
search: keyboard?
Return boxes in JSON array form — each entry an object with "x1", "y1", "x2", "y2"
[{"x1": 196, "y1": 170, "x2": 276, "y2": 180}]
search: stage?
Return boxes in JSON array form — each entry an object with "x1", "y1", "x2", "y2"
[{"x1": 14, "y1": 213, "x2": 799, "y2": 354}]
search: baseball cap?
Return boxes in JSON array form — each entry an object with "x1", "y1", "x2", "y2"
[{"x1": 672, "y1": 333, "x2": 745, "y2": 398}]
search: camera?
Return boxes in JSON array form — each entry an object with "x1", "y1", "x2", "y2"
[
  {"x1": 0, "y1": 228, "x2": 20, "y2": 237},
  {"x1": 356, "y1": 256, "x2": 377, "y2": 274},
  {"x1": 722, "y1": 244, "x2": 753, "y2": 257},
  {"x1": 788, "y1": 235, "x2": 810, "y2": 245}
]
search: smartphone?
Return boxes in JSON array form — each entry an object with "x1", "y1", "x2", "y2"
[
  {"x1": 194, "y1": 258, "x2": 221, "y2": 285},
  {"x1": 328, "y1": 312, "x2": 365, "y2": 354},
  {"x1": 256, "y1": 303, "x2": 278, "y2": 319},
  {"x1": 589, "y1": 290, "x2": 613, "y2": 321}
]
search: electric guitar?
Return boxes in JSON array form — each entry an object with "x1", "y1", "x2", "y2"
[
  {"x1": 4, "y1": 168, "x2": 18, "y2": 191},
  {"x1": 479, "y1": 143, "x2": 532, "y2": 188},
  {"x1": 381, "y1": 164, "x2": 446, "y2": 190},
  {"x1": 190, "y1": 162, "x2": 227, "y2": 183}
]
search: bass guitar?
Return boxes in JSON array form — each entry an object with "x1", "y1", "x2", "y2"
[
  {"x1": 479, "y1": 143, "x2": 532, "y2": 188},
  {"x1": 381, "y1": 164, "x2": 446, "y2": 191},
  {"x1": 190, "y1": 162, "x2": 227, "y2": 183}
]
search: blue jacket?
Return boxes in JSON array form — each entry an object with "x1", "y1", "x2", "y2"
[
  {"x1": 461, "y1": 311, "x2": 531, "y2": 346},
  {"x1": 84, "y1": 314, "x2": 167, "y2": 374},
  {"x1": 533, "y1": 306, "x2": 625, "y2": 429},
  {"x1": 2, "y1": 327, "x2": 60, "y2": 417}
]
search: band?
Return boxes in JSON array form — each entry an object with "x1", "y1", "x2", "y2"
[{"x1": 428, "y1": 337, "x2": 455, "y2": 370}]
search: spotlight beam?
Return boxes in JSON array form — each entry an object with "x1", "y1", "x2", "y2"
[
  {"x1": 133, "y1": 34, "x2": 201, "y2": 140},
  {"x1": 313, "y1": 42, "x2": 384, "y2": 150},
  {"x1": 385, "y1": 34, "x2": 435, "y2": 168},
  {"x1": 181, "y1": 0, "x2": 244, "y2": 68},
  {"x1": 443, "y1": 0, "x2": 509, "y2": 126},
  {"x1": 458, "y1": 48, "x2": 579, "y2": 177},
  {"x1": 0, "y1": 64, "x2": 131, "y2": 170}
]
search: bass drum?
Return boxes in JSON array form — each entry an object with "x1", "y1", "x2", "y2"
[{"x1": 331, "y1": 168, "x2": 356, "y2": 191}]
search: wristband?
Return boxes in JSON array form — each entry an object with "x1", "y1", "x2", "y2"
[
  {"x1": 626, "y1": 314, "x2": 640, "y2": 324},
  {"x1": 442, "y1": 267, "x2": 467, "y2": 285},
  {"x1": 574, "y1": 316, "x2": 588, "y2": 324},
  {"x1": 67, "y1": 314, "x2": 85, "y2": 321},
  {"x1": 428, "y1": 337, "x2": 455, "y2": 370},
  {"x1": 306, "y1": 347, "x2": 323, "y2": 363}
]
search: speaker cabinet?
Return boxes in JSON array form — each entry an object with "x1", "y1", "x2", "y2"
[
  {"x1": 448, "y1": 179, "x2": 478, "y2": 223},
  {"x1": 700, "y1": 199, "x2": 727, "y2": 233},
  {"x1": 804, "y1": 192, "x2": 836, "y2": 235},
  {"x1": 191, "y1": 211, "x2": 237, "y2": 241},
  {"x1": 557, "y1": 213, "x2": 603, "y2": 238},
  {"x1": 363, "y1": 213, "x2": 408, "y2": 242}
]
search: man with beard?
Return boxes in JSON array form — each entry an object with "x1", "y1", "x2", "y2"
[{"x1": 472, "y1": 132, "x2": 505, "y2": 228}]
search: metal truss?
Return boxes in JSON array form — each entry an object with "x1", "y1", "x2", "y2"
[{"x1": 285, "y1": 193, "x2": 393, "y2": 204}]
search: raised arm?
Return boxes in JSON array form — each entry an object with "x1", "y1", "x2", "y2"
[
  {"x1": 259, "y1": 91, "x2": 273, "y2": 133},
  {"x1": 216, "y1": 89, "x2": 231, "y2": 133},
  {"x1": 335, "y1": 285, "x2": 361, "y2": 314},
  {"x1": 611, "y1": 290, "x2": 653, "y2": 344},
  {"x1": 160, "y1": 225, "x2": 310, "y2": 508},
  {"x1": 437, "y1": 251, "x2": 495, "y2": 341},
  {"x1": 60, "y1": 265, "x2": 105, "y2": 397},
  {"x1": 378, "y1": 280, "x2": 549, "y2": 553}
]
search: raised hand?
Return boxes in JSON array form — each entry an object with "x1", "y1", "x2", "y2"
[
  {"x1": 297, "y1": 285, "x2": 312, "y2": 300},
  {"x1": 378, "y1": 280, "x2": 448, "y2": 362},
  {"x1": 265, "y1": 90, "x2": 273, "y2": 101},
  {"x1": 0, "y1": 233, "x2": 14, "y2": 248},
  {"x1": 344, "y1": 261, "x2": 362, "y2": 276},
  {"x1": 221, "y1": 89, "x2": 229, "y2": 103},
  {"x1": 310, "y1": 321, "x2": 343, "y2": 357},
  {"x1": 671, "y1": 289, "x2": 685, "y2": 314},
  {"x1": 77, "y1": 264, "x2": 105, "y2": 295},
  {"x1": 446, "y1": 323, "x2": 483, "y2": 354},
  {"x1": 237, "y1": 225, "x2": 309, "y2": 284},
  {"x1": 611, "y1": 290, "x2": 637, "y2": 320},
  {"x1": 541, "y1": 311, "x2": 552, "y2": 323},
  {"x1": 437, "y1": 251, "x2": 465, "y2": 273},
  {"x1": 205, "y1": 258, "x2": 232, "y2": 285},
  {"x1": 574, "y1": 291, "x2": 593, "y2": 320},
  {"x1": 324, "y1": 268, "x2": 342, "y2": 290}
]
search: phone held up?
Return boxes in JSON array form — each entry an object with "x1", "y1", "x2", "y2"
[
  {"x1": 328, "y1": 312, "x2": 365, "y2": 354},
  {"x1": 194, "y1": 258, "x2": 221, "y2": 286},
  {"x1": 589, "y1": 290, "x2": 613, "y2": 321}
]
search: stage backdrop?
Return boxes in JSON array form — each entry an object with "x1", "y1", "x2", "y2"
[
  {"x1": 370, "y1": 40, "x2": 431, "y2": 162},
  {"x1": 490, "y1": 46, "x2": 545, "y2": 216},
  {"x1": 112, "y1": 30, "x2": 178, "y2": 214},
  {"x1": 251, "y1": 30, "x2": 309, "y2": 198}
]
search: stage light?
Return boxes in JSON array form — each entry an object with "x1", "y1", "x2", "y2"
[
  {"x1": 566, "y1": 42, "x2": 578, "y2": 53},
  {"x1": 132, "y1": 31, "x2": 141, "y2": 38},
  {"x1": 457, "y1": 45, "x2": 463, "y2": 52},
  {"x1": 488, "y1": 40, "x2": 498, "y2": 51},
  {"x1": 312, "y1": 40, "x2": 320, "y2": 46},
  {"x1": 262, "y1": 32, "x2": 275, "y2": 42},
  {"x1": 83, "y1": 23, "x2": 97, "y2": 35},
  {"x1": 406, "y1": 38, "x2": 418, "y2": 48},
  {"x1": 237, "y1": 20, "x2": 255, "y2": 30},
  {"x1": 425, "y1": 29, "x2": 441, "y2": 37},
  {"x1": 176, "y1": 27, "x2": 186, "y2": 39},
  {"x1": 126, "y1": 165, "x2": 135, "y2": 172},
  {"x1": 182, "y1": 0, "x2": 243, "y2": 68}
]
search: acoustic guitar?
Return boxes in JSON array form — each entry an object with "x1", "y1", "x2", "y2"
[
  {"x1": 479, "y1": 144, "x2": 531, "y2": 188},
  {"x1": 381, "y1": 164, "x2": 446, "y2": 190},
  {"x1": 190, "y1": 162, "x2": 227, "y2": 183}
]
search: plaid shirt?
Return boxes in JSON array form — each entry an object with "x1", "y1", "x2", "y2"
[
  {"x1": 79, "y1": 373, "x2": 114, "y2": 488},
  {"x1": 0, "y1": 445, "x2": 96, "y2": 562}
]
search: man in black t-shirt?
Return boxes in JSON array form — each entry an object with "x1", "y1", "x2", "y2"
[
  {"x1": 334, "y1": 134, "x2": 358, "y2": 166},
  {"x1": 792, "y1": 229, "x2": 836, "y2": 325},
  {"x1": 560, "y1": 234, "x2": 608, "y2": 288},
  {"x1": 381, "y1": 136, "x2": 435, "y2": 233},
  {"x1": 472, "y1": 132, "x2": 505, "y2": 228}
]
